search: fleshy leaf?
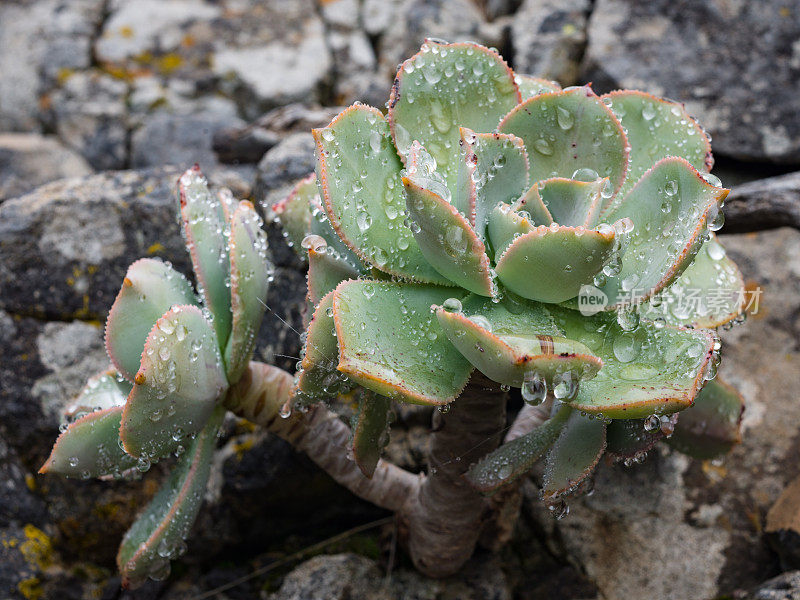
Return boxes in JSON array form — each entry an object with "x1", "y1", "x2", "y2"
[
  {"x1": 388, "y1": 40, "x2": 521, "y2": 193},
  {"x1": 515, "y1": 74, "x2": 561, "y2": 100},
  {"x1": 528, "y1": 177, "x2": 605, "y2": 228},
  {"x1": 511, "y1": 186, "x2": 554, "y2": 226},
  {"x1": 602, "y1": 90, "x2": 713, "y2": 197},
  {"x1": 495, "y1": 224, "x2": 616, "y2": 303},
  {"x1": 105, "y1": 259, "x2": 197, "y2": 382},
  {"x1": 118, "y1": 406, "x2": 224, "y2": 588},
  {"x1": 435, "y1": 296, "x2": 601, "y2": 388},
  {"x1": 542, "y1": 411, "x2": 606, "y2": 500},
  {"x1": 292, "y1": 291, "x2": 353, "y2": 406},
  {"x1": 351, "y1": 391, "x2": 393, "y2": 478},
  {"x1": 666, "y1": 379, "x2": 744, "y2": 460},
  {"x1": 486, "y1": 203, "x2": 537, "y2": 258},
  {"x1": 499, "y1": 86, "x2": 629, "y2": 196},
  {"x1": 62, "y1": 368, "x2": 131, "y2": 418},
  {"x1": 306, "y1": 240, "x2": 364, "y2": 306},
  {"x1": 465, "y1": 404, "x2": 571, "y2": 493},
  {"x1": 605, "y1": 415, "x2": 675, "y2": 460},
  {"x1": 403, "y1": 174, "x2": 494, "y2": 296},
  {"x1": 224, "y1": 201, "x2": 271, "y2": 383},
  {"x1": 459, "y1": 128, "x2": 529, "y2": 239},
  {"x1": 120, "y1": 305, "x2": 227, "y2": 459},
  {"x1": 40, "y1": 406, "x2": 137, "y2": 478},
  {"x1": 314, "y1": 104, "x2": 448, "y2": 283},
  {"x1": 333, "y1": 280, "x2": 473, "y2": 405},
  {"x1": 549, "y1": 307, "x2": 717, "y2": 418},
  {"x1": 599, "y1": 157, "x2": 729, "y2": 307},
  {"x1": 273, "y1": 174, "x2": 314, "y2": 257},
  {"x1": 641, "y1": 236, "x2": 744, "y2": 328},
  {"x1": 178, "y1": 166, "x2": 232, "y2": 348}
]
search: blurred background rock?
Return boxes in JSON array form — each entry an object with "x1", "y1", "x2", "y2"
[{"x1": 1, "y1": 1, "x2": 799, "y2": 598}]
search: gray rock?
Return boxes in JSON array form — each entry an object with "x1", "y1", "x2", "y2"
[
  {"x1": 724, "y1": 171, "x2": 800, "y2": 233},
  {"x1": 130, "y1": 109, "x2": 246, "y2": 169},
  {"x1": 0, "y1": 167, "x2": 191, "y2": 319},
  {"x1": 269, "y1": 552, "x2": 511, "y2": 600},
  {"x1": 369, "y1": 0, "x2": 501, "y2": 81},
  {"x1": 745, "y1": 571, "x2": 800, "y2": 600},
  {"x1": 582, "y1": 0, "x2": 800, "y2": 163},
  {"x1": 526, "y1": 227, "x2": 800, "y2": 598},
  {"x1": 510, "y1": 0, "x2": 591, "y2": 85},
  {"x1": 47, "y1": 70, "x2": 130, "y2": 170},
  {"x1": 212, "y1": 21, "x2": 332, "y2": 114},
  {"x1": 0, "y1": 133, "x2": 93, "y2": 202},
  {"x1": 0, "y1": 0, "x2": 103, "y2": 131},
  {"x1": 94, "y1": 0, "x2": 221, "y2": 63}
]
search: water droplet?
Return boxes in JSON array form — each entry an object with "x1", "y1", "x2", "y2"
[
  {"x1": 556, "y1": 106, "x2": 574, "y2": 130},
  {"x1": 521, "y1": 371, "x2": 547, "y2": 405},
  {"x1": 442, "y1": 298, "x2": 462, "y2": 313}
]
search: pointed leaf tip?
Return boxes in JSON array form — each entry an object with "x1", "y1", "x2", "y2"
[
  {"x1": 105, "y1": 258, "x2": 197, "y2": 382},
  {"x1": 178, "y1": 166, "x2": 232, "y2": 349},
  {"x1": 120, "y1": 305, "x2": 227, "y2": 460}
]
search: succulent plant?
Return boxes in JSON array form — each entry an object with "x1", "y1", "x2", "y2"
[
  {"x1": 40, "y1": 167, "x2": 271, "y2": 586},
  {"x1": 40, "y1": 40, "x2": 747, "y2": 588}
]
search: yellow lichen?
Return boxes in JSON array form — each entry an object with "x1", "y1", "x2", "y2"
[
  {"x1": 147, "y1": 242, "x2": 166, "y2": 255},
  {"x1": 20, "y1": 525, "x2": 53, "y2": 570},
  {"x1": 17, "y1": 577, "x2": 43, "y2": 600}
]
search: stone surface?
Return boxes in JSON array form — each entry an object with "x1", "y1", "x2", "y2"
[
  {"x1": 525, "y1": 227, "x2": 800, "y2": 599},
  {"x1": 583, "y1": 0, "x2": 800, "y2": 163},
  {"x1": 725, "y1": 171, "x2": 800, "y2": 233},
  {"x1": 0, "y1": 134, "x2": 93, "y2": 202},
  {"x1": 47, "y1": 70, "x2": 130, "y2": 171},
  {"x1": 510, "y1": 0, "x2": 591, "y2": 85},
  {"x1": 745, "y1": 571, "x2": 800, "y2": 600},
  {"x1": 268, "y1": 552, "x2": 511, "y2": 600}
]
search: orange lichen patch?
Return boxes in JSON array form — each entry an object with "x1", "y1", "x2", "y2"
[
  {"x1": 146, "y1": 243, "x2": 165, "y2": 255},
  {"x1": 119, "y1": 25, "x2": 134, "y2": 38}
]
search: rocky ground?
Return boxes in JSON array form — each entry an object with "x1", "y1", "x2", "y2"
[{"x1": 2, "y1": 0, "x2": 800, "y2": 598}]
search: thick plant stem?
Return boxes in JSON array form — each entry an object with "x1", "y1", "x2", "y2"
[
  {"x1": 402, "y1": 372, "x2": 508, "y2": 578},
  {"x1": 225, "y1": 362, "x2": 420, "y2": 513}
]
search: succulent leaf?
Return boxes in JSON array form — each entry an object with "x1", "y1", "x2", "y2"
[
  {"x1": 403, "y1": 173, "x2": 494, "y2": 296},
  {"x1": 542, "y1": 411, "x2": 606, "y2": 500},
  {"x1": 61, "y1": 368, "x2": 132, "y2": 418},
  {"x1": 550, "y1": 307, "x2": 718, "y2": 418},
  {"x1": 602, "y1": 90, "x2": 713, "y2": 197},
  {"x1": 105, "y1": 259, "x2": 197, "y2": 382},
  {"x1": 604, "y1": 415, "x2": 674, "y2": 460},
  {"x1": 486, "y1": 203, "x2": 537, "y2": 258},
  {"x1": 40, "y1": 406, "x2": 137, "y2": 479},
  {"x1": 333, "y1": 279, "x2": 473, "y2": 405},
  {"x1": 515, "y1": 74, "x2": 562, "y2": 100},
  {"x1": 499, "y1": 86, "x2": 629, "y2": 196},
  {"x1": 641, "y1": 235, "x2": 744, "y2": 328},
  {"x1": 273, "y1": 174, "x2": 315, "y2": 257},
  {"x1": 599, "y1": 157, "x2": 729, "y2": 307},
  {"x1": 292, "y1": 291, "x2": 351, "y2": 406},
  {"x1": 510, "y1": 187, "x2": 554, "y2": 226},
  {"x1": 495, "y1": 224, "x2": 616, "y2": 303},
  {"x1": 306, "y1": 242, "x2": 364, "y2": 306},
  {"x1": 178, "y1": 166, "x2": 232, "y2": 349},
  {"x1": 120, "y1": 305, "x2": 227, "y2": 459},
  {"x1": 314, "y1": 104, "x2": 448, "y2": 284},
  {"x1": 666, "y1": 378, "x2": 744, "y2": 459},
  {"x1": 388, "y1": 40, "x2": 521, "y2": 193},
  {"x1": 351, "y1": 391, "x2": 393, "y2": 478},
  {"x1": 460, "y1": 128, "x2": 530, "y2": 239},
  {"x1": 465, "y1": 404, "x2": 571, "y2": 493},
  {"x1": 527, "y1": 177, "x2": 606, "y2": 228},
  {"x1": 435, "y1": 296, "x2": 601, "y2": 388},
  {"x1": 117, "y1": 406, "x2": 224, "y2": 588},
  {"x1": 224, "y1": 201, "x2": 271, "y2": 383}
]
